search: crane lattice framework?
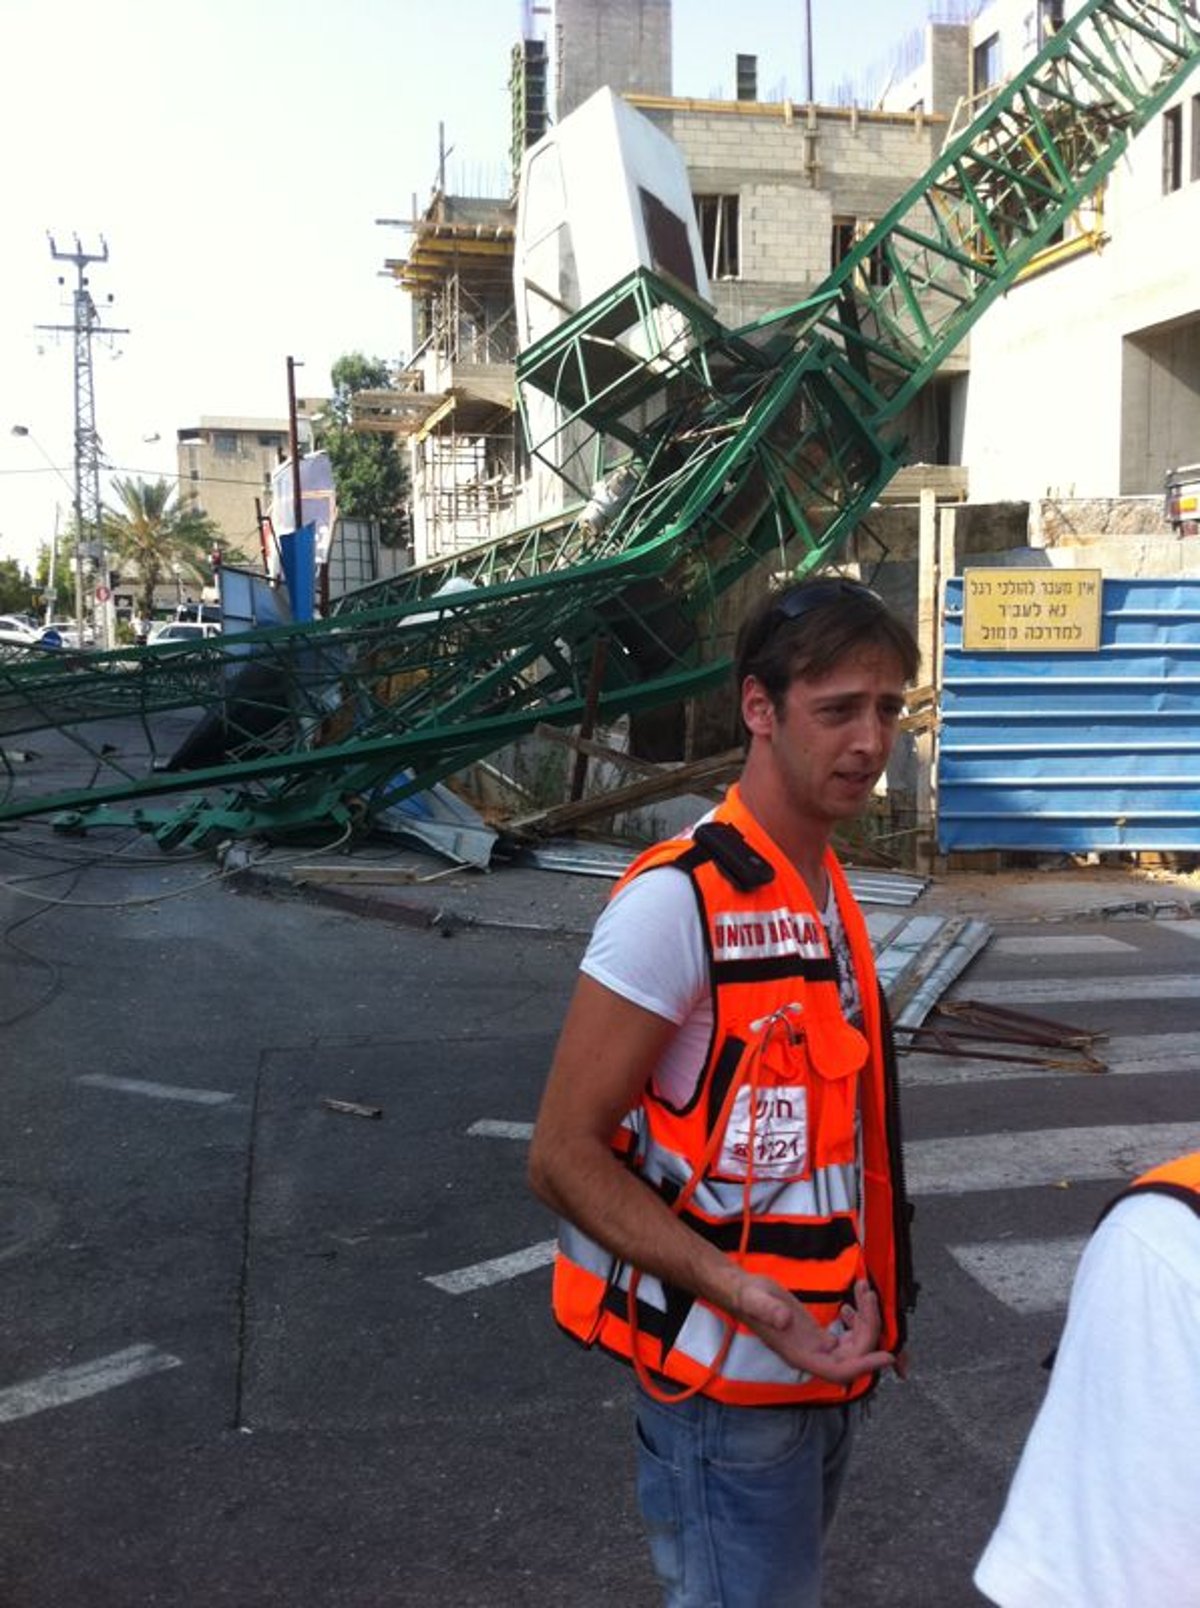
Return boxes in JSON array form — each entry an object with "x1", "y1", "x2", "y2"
[{"x1": 1, "y1": 0, "x2": 1198, "y2": 845}]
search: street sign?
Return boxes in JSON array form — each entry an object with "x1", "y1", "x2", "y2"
[{"x1": 961, "y1": 568, "x2": 1102, "y2": 652}]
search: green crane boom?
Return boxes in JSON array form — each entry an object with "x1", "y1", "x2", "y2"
[{"x1": 2, "y1": 0, "x2": 1198, "y2": 844}]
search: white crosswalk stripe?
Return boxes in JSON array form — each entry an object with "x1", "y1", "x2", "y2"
[
  {"x1": 947, "y1": 1236, "x2": 1087, "y2": 1315},
  {"x1": 0, "y1": 1345, "x2": 182, "y2": 1424},
  {"x1": 916, "y1": 938, "x2": 1199, "y2": 1313},
  {"x1": 906, "y1": 1121, "x2": 1197, "y2": 1196},
  {"x1": 989, "y1": 934, "x2": 1136, "y2": 956},
  {"x1": 950, "y1": 973, "x2": 1196, "y2": 1005}
]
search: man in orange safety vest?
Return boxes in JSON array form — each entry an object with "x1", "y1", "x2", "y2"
[{"x1": 530, "y1": 576, "x2": 921, "y2": 1607}]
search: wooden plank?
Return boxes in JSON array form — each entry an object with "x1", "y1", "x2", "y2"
[
  {"x1": 503, "y1": 748, "x2": 743, "y2": 836},
  {"x1": 532, "y1": 722, "x2": 665, "y2": 779}
]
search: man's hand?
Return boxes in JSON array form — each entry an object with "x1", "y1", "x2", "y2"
[{"x1": 730, "y1": 1274, "x2": 894, "y2": 1385}]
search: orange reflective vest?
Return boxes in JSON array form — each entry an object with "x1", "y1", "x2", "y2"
[
  {"x1": 1097, "y1": 1151, "x2": 1200, "y2": 1229},
  {"x1": 551, "y1": 786, "x2": 916, "y2": 1408}
]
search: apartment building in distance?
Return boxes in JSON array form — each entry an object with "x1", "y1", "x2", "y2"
[{"x1": 176, "y1": 413, "x2": 319, "y2": 556}]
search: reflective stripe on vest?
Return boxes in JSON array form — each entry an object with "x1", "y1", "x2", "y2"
[{"x1": 550, "y1": 784, "x2": 909, "y2": 1407}]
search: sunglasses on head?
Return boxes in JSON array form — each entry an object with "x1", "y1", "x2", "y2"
[
  {"x1": 745, "y1": 577, "x2": 887, "y2": 657},
  {"x1": 768, "y1": 578, "x2": 885, "y2": 624}
]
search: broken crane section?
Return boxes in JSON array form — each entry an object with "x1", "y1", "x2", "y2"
[
  {"x1": 1, "y1": 0, "x2": 1197, "y2": 855},
  {"x1": 0, "y1": 0, "x2": 1196, "y2": 1040}
]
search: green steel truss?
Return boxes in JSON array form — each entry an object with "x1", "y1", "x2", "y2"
[{"x1": 2, "y1": 0, "x2": 1197, "y2": 843}]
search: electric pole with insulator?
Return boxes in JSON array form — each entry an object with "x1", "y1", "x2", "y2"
[{"x1": 37, "y1": 235, "x2": 128, "y2": 650}]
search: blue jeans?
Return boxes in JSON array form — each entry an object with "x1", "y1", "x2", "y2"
[{"x1": 634, "y1": 1384, "x2": 860, "y2": 1608}]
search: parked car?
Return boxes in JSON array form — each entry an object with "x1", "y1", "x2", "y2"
[
  {"x1": 0, "y1": 613, "x2": 41, "y2": 646},
  {"x1": 146, "y1": 621, "x2": 222, "y2": 645},
  {"x1": 41, "y1": 619, "x2": 94, "y2": 648}
]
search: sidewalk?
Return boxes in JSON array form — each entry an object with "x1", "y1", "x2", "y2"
[{"x1": 236, "y1": 836, "x2": 1200, "y2": 938}]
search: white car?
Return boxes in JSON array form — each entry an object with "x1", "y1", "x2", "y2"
[
  {"x1": 0, "y1": 613, "x2": 41, "y2": 646},
  {"x1": 147, "y1": 621, "x2": 222, "y2": 644},
  {"x1": 42, "y1": 619, "x2": 94, "y2": 648}
]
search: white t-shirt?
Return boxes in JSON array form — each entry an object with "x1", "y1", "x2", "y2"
[
  {"x1": 580, "y1": 861, "x2": 859, "y2": 1110},
  {"x1": 974, "y1": 1189, "x2": 1200, "y2": 1608}
]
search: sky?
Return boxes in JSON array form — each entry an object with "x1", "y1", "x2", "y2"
[{"x1": 0, "y1": 0, "x2": 946, "y2": 575}]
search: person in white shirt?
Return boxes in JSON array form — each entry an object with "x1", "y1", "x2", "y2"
[{"x1": 974, "y1": 1150, "x2": 1200, "y2": 1607}]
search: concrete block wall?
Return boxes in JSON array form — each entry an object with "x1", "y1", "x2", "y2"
[{"x1": 651, "y1": 105, "x2": 943, "y2": 298}]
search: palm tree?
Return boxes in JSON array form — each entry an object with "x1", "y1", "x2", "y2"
[{"x1": 102, "y1": 477, "x2": 222, "y2": 620}]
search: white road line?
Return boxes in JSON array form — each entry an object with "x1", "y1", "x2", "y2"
[
  {"x1": 1167, "y1": 920, "x2": 1200, "y2": 942},
  {"x1": 948, "y1": 1236, "x2": 1087, "y2": 1314},
  {"x1": 901, "y1": 1030, "x2": 1199, "y2": 1086},
  {"x1": 426, "y1": 1238, "x2": 557, "y2": 1295},
  {"x1": 468, "y1": 1119, "x2": 535, "y2": 1140},
  {"x1": 950, "y1": 973, "x2": 1197, "y2": 1005},
  {"x1": 906, "y1": 1120, "x2": 1198, "y2": 1196},
  {"x1": 990, "y1": 935, "x2": 1136, "y2": 956},
  {"x1": 0, "y1": 1344, "x2": 182, "y2": 1425},
  {"x1": 77, "y1": 1074, "x2": 236, "y2": 1106}
]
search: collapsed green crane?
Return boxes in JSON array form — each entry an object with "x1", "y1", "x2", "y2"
[{"x1": 2, "y1": 0, "x2": 1198, "y2": 845}]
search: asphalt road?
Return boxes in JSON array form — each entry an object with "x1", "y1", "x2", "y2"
[{"x1": 2, "y1": 816, "x2": 1198, "y2": 1606}]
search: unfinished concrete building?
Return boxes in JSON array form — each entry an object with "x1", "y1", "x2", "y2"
[
  {"x1": 382, "y1": 0, "x2": 971, "y2": 564},
  {"x1": 376, "y1": 194, "x2": 521, "y2": 565},
  {"x1": 378, "y1": 0, "x2": 1198, "y2": 574}
]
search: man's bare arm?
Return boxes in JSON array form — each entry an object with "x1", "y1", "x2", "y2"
[{"x1": 529, "y1": 975, "x2": 892, "y2": 1384}]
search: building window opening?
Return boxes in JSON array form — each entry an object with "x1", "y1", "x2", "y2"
[
  {"x1": 867, "y1": 241, "x2": 893, "y2": 288},
  {"x1": 831, "y1": 216, "x2": 890, "y2": 287},
  {"x1": 1038, "y1": 0, "x2": 1064, "y2": 46},
  {"x1": 1163, "y1": 104, "x2": 1183, "y2": 193},
  {"x1": 695, "y1": 194, "x2": 740, "y2": 280},
  {"x1": 973, "y1": 32, "x2": 1001, "y2": 94},
  {"x1": 831, "y1": 217, "x2": 856, "y2": 272}
]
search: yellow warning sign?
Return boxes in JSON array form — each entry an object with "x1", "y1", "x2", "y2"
[{"x1": 961, "y1": 568, "x2": 1102, "y2": 652}]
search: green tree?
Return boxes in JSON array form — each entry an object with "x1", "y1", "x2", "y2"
[
  {"x1": 320, "y1": 353, "x2": 410, "y2": 548},
  {"x1": 102, "y1": 477, "x2": 222, "y2": 620},
  {"x1": 0, "y1": 557, "x2": 37, "y2": 615}
]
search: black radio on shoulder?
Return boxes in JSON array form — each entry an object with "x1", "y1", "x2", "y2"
[{"x1": 692, "y1": 822, "x2": 775, "y2": 892}]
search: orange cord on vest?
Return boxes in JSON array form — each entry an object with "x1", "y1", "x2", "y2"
[{"x1": 628, "y1": 1013, "x2": 792, "y2": 1404}]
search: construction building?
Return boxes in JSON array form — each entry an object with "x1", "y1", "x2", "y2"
[
  {"x1": 382, "y1": 0, "x2": 1195, "y2": 571},
  {"x1": 379, "y1": 0, "x2": 968, "y2": 566},
  {"x1": 372, "y1": 195, "x2": 521, "y2": 566},
  {"x1": 887, "y1": 0, "x2": 1200, "y2": 528}
]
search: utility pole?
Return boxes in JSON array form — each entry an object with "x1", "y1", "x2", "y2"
[{"x1": 36, "y1": 236, "x2": 128, "y2": 650}]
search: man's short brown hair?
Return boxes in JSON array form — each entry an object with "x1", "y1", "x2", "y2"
[{"x1": 735, "y1": 576, "x2": 920, "y2": 717}]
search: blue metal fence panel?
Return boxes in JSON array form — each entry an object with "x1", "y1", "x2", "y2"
[{"x1": 937, "y1": 577, "x2": 1200, "y2": 852}]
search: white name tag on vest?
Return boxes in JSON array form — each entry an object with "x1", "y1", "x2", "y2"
[{"x1": 715, "y1": 1085, "x2": 809, "y2": 1181}]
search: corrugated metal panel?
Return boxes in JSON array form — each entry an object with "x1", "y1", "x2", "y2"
[{"x1": 937, "y1": 577, "x2": 1200, "y2": 852}]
